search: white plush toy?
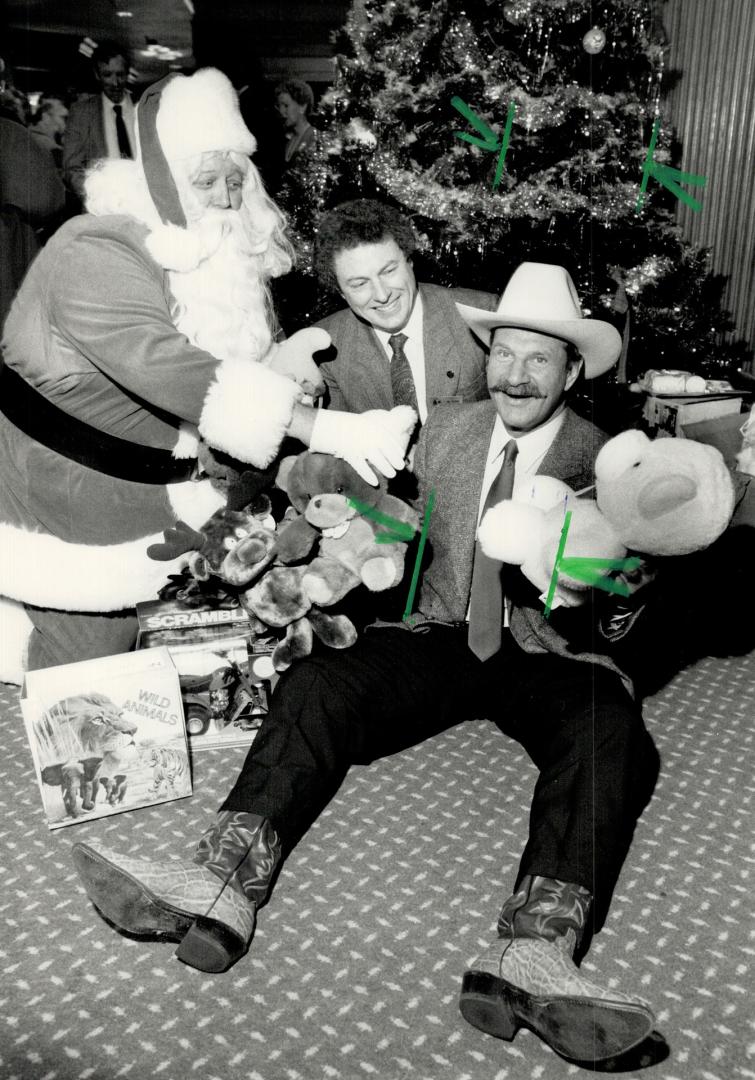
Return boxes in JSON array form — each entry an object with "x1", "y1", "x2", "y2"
[{"x1": 478, "y1": 429, "x2": 736, "y2": 609}]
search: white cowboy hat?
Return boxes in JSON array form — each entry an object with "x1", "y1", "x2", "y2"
[{"x1": 456, "y1": 262, "x2": 622, "y2": 379}]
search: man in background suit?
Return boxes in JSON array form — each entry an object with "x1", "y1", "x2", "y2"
[
  {"x1": 72, "y1": 263, "x2": 659, "y2": 1063},
  {"x1": 63, "y1": 41, "x2": 134, "y2": 199},
  {"x1": 314, "y1": 200, "x2": 497, "y2": 423}
]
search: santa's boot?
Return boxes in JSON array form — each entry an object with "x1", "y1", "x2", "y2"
[
  {"x1": 459, "y1": 875, "x2": 654, "y2": 1061},
  {"x1": 72, "y1": 811, "x2": 281, "y2": 973}
]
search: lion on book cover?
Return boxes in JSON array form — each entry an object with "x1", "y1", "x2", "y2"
[{"x1": 34, "y1": 693, "x2": 138, "y2": 818}]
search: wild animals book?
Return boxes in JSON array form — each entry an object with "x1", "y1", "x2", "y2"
[{"x1": 21, "y1": 647, "x2": 191, "y2": 829}]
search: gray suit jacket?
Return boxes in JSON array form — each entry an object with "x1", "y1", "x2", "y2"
[
  {"x1": 410, "y1": 400, "x2": 632, "y2": 691},
  {"x1": 62, "y1": 95, "x2": 108, "y2": 196},
  {"x1": 316, "y1": 283, "x2": 498, "y2": 416}
]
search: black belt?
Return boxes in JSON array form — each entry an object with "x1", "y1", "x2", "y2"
[{"x1": 0, "y1": 364, "x2": 196, "y2": 485}]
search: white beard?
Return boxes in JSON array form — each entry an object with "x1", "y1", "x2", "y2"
[{"x1": 167, "y1": 207, "x2": 274, "y2": 365}]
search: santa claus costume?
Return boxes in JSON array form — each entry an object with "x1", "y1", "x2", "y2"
[{"x1": 0, "y1": 69, "x2": 412, "y2": 679}]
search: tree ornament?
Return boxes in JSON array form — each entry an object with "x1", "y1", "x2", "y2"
[
  {"x1": 344, "y1": 117, "x2": 378, "y2": 149},
  {"x1": 582, "y1": 27, "x2": 607, "y2": 54},
  {"x1": 503, "y1": 1, "x2": 533, "y2": 25}
]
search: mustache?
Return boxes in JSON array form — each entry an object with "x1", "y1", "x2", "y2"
[{"x1": 490, "y1": 382, "x2": 545, "y2": 398}]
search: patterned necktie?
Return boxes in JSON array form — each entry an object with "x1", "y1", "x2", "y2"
[
  {"x1": 468, "y1": 439, "x2": 519, "y2": 661},
  {"x1": 388, "y1": 333, "x2": 420, "y2": 414},
  {"x1": 113, "y1": 104, "x2": 132, "y2": 159}
]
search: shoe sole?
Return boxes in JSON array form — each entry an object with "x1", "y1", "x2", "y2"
[
  {"x1": 72, "y1": 844, "x2": 245, "y2": 973},
  {"x1": 459, "y1": 969, "x2": 654, "y2": 1062}
]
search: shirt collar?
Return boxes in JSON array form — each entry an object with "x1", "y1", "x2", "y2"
[
  {"x1": 103, "y1": 93, "x2": 131, "y2": 109},
  {"x1": 489, "y1": 404, "x2": 567, "y2": 463},
  {"x1": 372, "y1": 289, "x2": 424, "y2": 350}
]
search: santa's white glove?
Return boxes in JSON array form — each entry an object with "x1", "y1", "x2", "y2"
[
  {"x1": 267, "y1": 327, "x2": 329, "y2": 401},
  {"x1": 310, "y1": 405, "x2": 418, "y2": 486}
]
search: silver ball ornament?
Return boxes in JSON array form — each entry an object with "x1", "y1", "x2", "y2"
[{"x1": 582, "y1": 27, "x2": 607, "y2": 54}]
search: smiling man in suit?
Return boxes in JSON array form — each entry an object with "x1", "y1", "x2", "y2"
[
  {"x1": 72, "y1": 263, "x2": 660, "y2": 1064},
  {"x1": 62, "y1": 41, "x2": 134, "y2": 199},
  {"x1": 314, "y1": 200, "x2": 497, "y2": 423}
]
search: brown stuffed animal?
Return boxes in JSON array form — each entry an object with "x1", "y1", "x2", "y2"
[{"x1": 242, "y1": 452, "x2": 419, "y2": 671}]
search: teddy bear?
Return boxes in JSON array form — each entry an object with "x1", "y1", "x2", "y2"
[
  {"x1": 241, "y1": 451, "x2": 420, "y2": 671},
  {"x1": 477, "y1": 428, "x2": 736, "y2": 610},
  {"x1": 274, "y1": 451, "x2": 420, "y2": 598}
]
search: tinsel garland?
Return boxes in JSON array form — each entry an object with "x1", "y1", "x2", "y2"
[{"x1": 279, "y1": 0, "x2": 743, "y2": 375}]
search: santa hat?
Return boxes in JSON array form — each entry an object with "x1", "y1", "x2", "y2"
[{"x1": 136, "y1": 69, "x2": 256, "y2": 268}]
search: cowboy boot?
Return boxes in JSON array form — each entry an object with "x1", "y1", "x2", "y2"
[
  {"x1": 459, "y1": 875, "x2": 655, "y2": 1061},
  {"x1": 71, "y1": 811, "x2": 281, "y2": 974}
]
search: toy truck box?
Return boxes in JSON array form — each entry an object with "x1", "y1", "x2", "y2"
[{"x1": 135, "y1": 598, "x2": 279, "y2": 750}]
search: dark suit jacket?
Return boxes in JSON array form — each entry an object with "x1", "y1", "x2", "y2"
[
  {"x1": 410, "y1": 400, "x2": 631, "y2": 690},
  {"x1": 317, "y1": 283, "x2": 498, "y2": 416},
  {"x1": 62, "y1": 95, "x2": 108, "y2": 196}
]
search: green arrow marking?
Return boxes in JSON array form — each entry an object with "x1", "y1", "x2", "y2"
[
  {"x1": 493, "y1": 101, "x2": 516, "y2": 191},
  {"x1": 452, "y1": 96, "x2": 516, "y2": 191},
  {"x1": 403, "y1": 488, "x2": 436, "y2": 626},
  {"x1": 347, "y1": 497, "x2": 417, "y2": 543},
  {"x1": 451, "y1": 95, "x2": 500, "y2": 151},
  {"x1": 544, "y1": 514, "x2": 643, "y2": 616},
  {"x1": 636, "y1": 117, "x2": 707, "y2": 213},
  {"x1": 543, "y1": 510, "x2": 573, "y2": 619}
]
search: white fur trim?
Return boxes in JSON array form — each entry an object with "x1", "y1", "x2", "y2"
[
  {"x1": 0, "y1": 480, "x2": 226, "y2": 613},
  {"x1": 84, "y1": 159, "x2": 160, "y2": 225},
  {"x1": 0, "y1": 524, "x2": 186, "y2": 612},
  {"x1": 0, "y1": 597, "x2": 32, "y2": 686},
  {"x1": 145, "y1": 216, "x2": 225, "y2": 272},
  {"x1": 167, "y1": 477, "x2": 226, "y2": 526},
  {"x1": 157, "y1": 69, "x2": 255, "y2": 162},
  {"x1": 199, "y1": 358, "x2": 301, "y2": 468},
  {"x1": 173, "y1": 422, "x2": 200, "y2": 459},
  {"x1": 145, "y1": 225, "x2": 203, "y2": 272}
]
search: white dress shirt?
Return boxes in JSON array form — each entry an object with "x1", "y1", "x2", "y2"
[
  {"x1": 468, "y1": 406, "x2": 567, "y2": 623},
  {"x1": 373, "y1": 294, "x2": 428, "y2": 423},
  {"x1": 102, "y1": 93, "x2": 136, "y2": 159}
]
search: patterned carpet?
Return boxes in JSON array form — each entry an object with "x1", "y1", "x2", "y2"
[{"x1": 0, "y1": 648, "x2": 753, "y2": 1080}]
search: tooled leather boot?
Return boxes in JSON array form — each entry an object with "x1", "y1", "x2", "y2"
[
  {"x1": 459, "y1": 875, "x2": 655, "y2": 1061},
  {"x1": 72, "y1": 811, "x2": 281, "y2": 974}
]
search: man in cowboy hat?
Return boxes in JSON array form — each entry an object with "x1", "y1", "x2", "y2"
[
  {"x1": 0, "y1": 68, "x2": 413, "y2": 679},
  {"x1": 72, "y1": 262, "x2": 659, "y2": 1063}
]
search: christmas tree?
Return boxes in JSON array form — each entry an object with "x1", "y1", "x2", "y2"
[{"x1": 277, "y1": 0, "x2": 746, "y2": 399}]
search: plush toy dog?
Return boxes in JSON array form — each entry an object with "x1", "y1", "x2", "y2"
[
  {"x1": 478, "y1": 429, "x2": 736, "y2": 609},
  {"x1": 243, "y1": 452, "x2": 420, "y2": 671}
]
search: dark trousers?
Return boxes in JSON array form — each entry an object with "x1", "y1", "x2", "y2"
[
  {"x1": 25, "y1": 604, "x2": 139, "y2": 671},
  {"x1": 223, "y1": 625, "x2": 659, "y2": 927}
]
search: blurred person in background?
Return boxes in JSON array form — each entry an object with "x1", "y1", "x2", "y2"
[
  {"x1": 30, "y1": 93, "x2": 69, "y2": 171},
  {"x1": 63, "y1": 40, "x2": 134, "y2": 200},
  {"x1": 0, "y1": 60, "x2": 65, "y2": 328},
  {"x1": 275, "y1": 78, "x2": 317, "y2": 173}
]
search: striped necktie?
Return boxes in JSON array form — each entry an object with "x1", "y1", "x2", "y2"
[
  {"x1": 388, "y1": 332, "x2": 419, "y2": 414},
  {"x1": 467, "y1": 439, "x2": 519, "y2": 661}
]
